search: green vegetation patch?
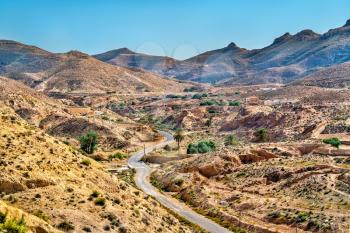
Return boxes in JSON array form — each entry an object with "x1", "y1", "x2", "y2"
[
  {"x1": 200, "y1": 100, "x2": 226, "y2": 106},
  {"x1": 255, "y1": 128, "x2": 269, "y2": 142},
  {"x1": 0, "y1": 213, "x2": 27, "y2": 233},
  {"x1": 323, "y1": 137, "x2": 341, "y2": 148},
  {"x1": 192, "y1": 93, "x2": 208, "y2": 99},
  {"x1": 108, "y1": 152, "x2": 128, "y2": 161},
  {"x1": 187, "y1": 140, "x2": 216, "y2": 154},
  {"x1": 79, "y1": 130, "x2": 98, "y2": 154},
  {"x1": 228, "y1": 100, "x2": 241, "y2": 106},
  {"x1": 225, "y1": 134, "x2": 240, "y2": 146},
  {"x1": 166, "y1": 94, "x2": 186, "y2": 99}
]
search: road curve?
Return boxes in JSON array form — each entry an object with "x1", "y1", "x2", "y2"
[{"x1": 128, "y1": 131, "x2": 232, "y2": 233}]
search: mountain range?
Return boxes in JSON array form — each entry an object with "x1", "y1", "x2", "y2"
[
  {"x1": 0, "y1": 40, "x2": 193, "y2": 94},
  {"x1": 1, "y1": 19, "x2": 350, "y2": 89},
  {"x1": 95, "y1": 19, "x2": 350, "y2": 85}
]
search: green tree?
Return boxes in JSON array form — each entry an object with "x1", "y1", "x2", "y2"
[
  {"x1": 255, "y1": 128, "x2": 269, "y2": 142},
  {"x1": 187, "y1": 140, "x2": 216, "y2": 154},
  {"x1": 174, "y1": 128, "x2": 185, "y2": 150},
  {"x1": 323, "y1": 138, "x2": 341, "y2": 148},
  {"x1": 79, "y1": 130, "x2": 98, "y2": 154}
]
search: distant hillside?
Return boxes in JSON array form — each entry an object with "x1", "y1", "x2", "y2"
[
  {"x1": 0, "y1": 76, "x2": 160, "y2": 150},
  {"x1": 0, "y1": 41, "x2": 193, "y2": 94},
  {"x1": 0, "y1": 40, "x2": 64, "y2": 74},
  {"x1": 35, "y1": 51, "x2": 191, "y2": 94},
  {"x1": 95, "y1": 19, "x2": 350, "y2": 85},
  {"x1": 93, "y1": 48, "x2": 177, "y2": 74},
  {"x1": 291, "y1": 61, "x2": 350, "y2": 88}
]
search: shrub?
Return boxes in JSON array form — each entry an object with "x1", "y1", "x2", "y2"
[
  {"x1": 192, "y1": 93, "x2": 208, "y2": 99},
  {"x1": 207, "y1": 109, "x2": 218, "y2": 114},
  {"x1": 200, "y1": 100, "x2": 217, "y2": 106},
  {"x1": 82, "y1": 226, "x2": 92, "y2": 232},
  {"x1": 163, "y1": 145, "x2": 172, "y2": 151},
  {"x1": 108, "y1": 152, "x2": 127, "y2": 161},
  {"x1": 119, "y1": 226, "x2": 128, "y2": 233},
  {"x1": 81, "y1": 159, "x2": 91, "y2": 166},
  {"x1": 323, "y1": 138, "x2": 341, "y2": 148},
  {"x1": 255, "y1": 128, "x2": 269, "y2": 142},
  {"x1": 90, "y1": 190, "x2": 100, "y2": 198},
  {"x1": 166, "y1": 94, "x2": 184, "y2": 99},
  {"x1": 217, "y1": 101, "x2": 227, "y2": 106},
  {"x1": 229, "y1": 101, "x2": 241, "y2": 106},
  {"x1": 184, "y1": 87, "x2": 202, "y2": 92},
  {"x1": 0, "y1": 212, "x2": 6, "y2": 224},
  {"x1": 79, "y1": 131, "x2": 98, "y2": 154},
  {"x1": 192, "y1": 94, "x2": 203, "y2": 99},
  {"x1": 295, "y1": 212, "x2": 309, "y2": 223},
  {"x1": 0, "y1": 217, "x2": 27, "y2": 233},
  {"x1": 150, "y1": 175, "x2": 165, "y2": 191},
  {"x1": 225, "y1": 134, "x2": 239, "y2": 146},
  {"x1": 187, "y1": 140, "x2": 216, "y2": 154},
  {"x1": 57, "y1": 221, "x2": 75, "y2": 231},
  {"x1": 95, "y1": 198, "x2": 106, "y2": 206},
  {"x1": 34, "y1": 210, "x2": 49, "y2": 222}
]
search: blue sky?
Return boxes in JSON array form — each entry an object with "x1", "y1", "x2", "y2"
[{"x1": 0, "y1": 0, "x2": 349, "y2": 60}]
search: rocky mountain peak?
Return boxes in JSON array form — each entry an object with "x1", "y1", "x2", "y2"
[
  {"x1": 226, "y1": 42, "x2": 239, "y2": 49},
  {"x1": 345, "y1": 19, "x2": 350, "y2": 27},
  {"x1": 115, "y1": 47, "x2": 134, "y2": 54},
  {"x1": 272, "y1": 33, "x2": 292, "y2": 45},
  {"x1": 293, "y1": 29, "x2": 320, "y2": 41},
  {"x1": 66, "y1": 50, "x2": 90, "y2": 59},
  {"x1": 223, "y1": 42, "x2": 244, "y2": 52}
]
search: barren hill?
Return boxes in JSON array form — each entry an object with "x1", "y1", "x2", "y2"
[
  {"x1": 0, "y1": 41, "x2": 193, "y2": 94},
  {"x1": 291, "y1": 62, "x2": 350, "y2": 88},
  {"x1": 95, "y1": 19, "x2": 350, "y2": 85},
  {"x1": 0, "y1": 40, "x2": 64, "y2": 75},
  {"x1": 0, "y1": 105, "x2": 195, "y2": 233},
  {"x1": 0, "y1": 76, "x2": 161, "y2": 152},
  {"x1": 93, "y1": 48, "x2": 178, "y2": 74}
]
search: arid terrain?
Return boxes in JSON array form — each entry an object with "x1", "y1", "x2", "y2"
[{"x1": 1, "y1": 18, "x2": 350, "y2": 233}]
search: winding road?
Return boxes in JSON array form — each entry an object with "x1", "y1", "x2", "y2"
[{"x1": 128, "y1": 131, "x2": 232, "y2": 233}]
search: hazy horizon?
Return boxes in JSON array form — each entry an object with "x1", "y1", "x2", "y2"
[{"x1": 1, "y1": 0, "x2": 349, "y2": 60}]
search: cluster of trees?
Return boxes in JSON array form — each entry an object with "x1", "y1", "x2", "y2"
[{"x1": 187, "y1": 140, "x2": 216, "y2": 154}]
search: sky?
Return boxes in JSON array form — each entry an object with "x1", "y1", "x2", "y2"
[{"x1": 0, "y1": 0, "x2": 349, "y2": 60}]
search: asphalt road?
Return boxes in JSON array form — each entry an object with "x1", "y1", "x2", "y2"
[{"x1": 128, "y1": 131, "x2": 232, "y2": 233}]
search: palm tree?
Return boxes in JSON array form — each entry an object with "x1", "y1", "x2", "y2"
[{"x1": 174, "y1": 128, "x2": 185, "y2": 150}]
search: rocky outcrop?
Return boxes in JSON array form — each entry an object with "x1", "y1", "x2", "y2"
[
  {"x1": 0, "y1": 179, "x2": 26, "y2": 194},
  {"x1": 239, "y1": 149, "x2": 278, "y2": 164}
]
